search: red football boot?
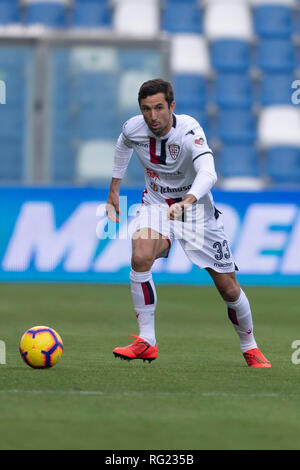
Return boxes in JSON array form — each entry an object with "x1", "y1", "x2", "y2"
[
  {"x1": 243, "y1": 348, "x2": 272, "y2": 368},
  {"x1": 113, "y1": 335, "x2": 157, "y2": 363}
]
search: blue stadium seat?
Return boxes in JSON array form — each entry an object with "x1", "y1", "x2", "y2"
[
  {"x1": 175, "y1": 106, "x2": 208, "y2": 130},
  {"x1": 0, "y1": 1, "x2": 20, "y2": 24},
  {"x1": 118, "y1": 49, "x2": 160, "y2": 71},
  {"x1": 296, "y1": 8, "x2": 300, "y2": 35},
  {"x1": 78, "y1": 106, "x2": 118, "y2": 140},
  {"x1": 0, "y1": 139, "x2": 23, "y2": 181},
  {"x1": 51, "y1": 141, "x2": 75, "y2": 182},
  {"x1": 25, "y1": 2, "x2": 67, "y2": 27},
  {"x1": 257, "y1": 39, "x2": 295, "y2": 73},
  {"x1": 214, "y1": 74, "x2": 253, "y2": 109},
  {"x1": 259, "y1": 74, "x2": 295, "y2": 106},
  {"x1": 72, "y1": 2, "x2": 112, "y2": 27},
  {"x1": 210, "y1": 40, "x2": 251, "y2": 73},
  {"x1": 51, "y1": 110, "x2": 76, "y2": 139},
  {"x1": 162, "y1": 2, "x2": 203, "y2": 33},
  {"x1": 266, "y1": 147, "x2": 300, "y2": 184},
  {"x1": 217, "y1": 110, "x2": 257, "y2": 145},
  {"x1": 0, "y1": 69, "x2": 27, "y2": 105},
  {"x1": 173, "y1": 74, "x2": 207, "y2": 108},
  {"x1": 73, "y1": 72, "x2": 118, "y2": 105},
  {"x1": 0, "y1": 107, "x2": 23, "y2": 138},
  {"x1": 253, "y1": 5, "x2": 293, "y2": 39},
  {"x1": 219, "y1": 144, "x2": 260, "y2": 178},
  {"x1": 0, "y1": 46, "x2": 33, "y2": 65}
]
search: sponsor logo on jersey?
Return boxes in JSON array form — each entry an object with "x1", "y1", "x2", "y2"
[
  {"x1": 146, "y1": 168, "x2": 161, "y2": 182},
  {"x1": 150, "y1": 181, "x2": 192, "y2": 194},
  {"x1": 194, "y1": 137, "x2": 205, "y2": 147},
  {"x1": 134, "y1": 141, "x2": 149, "y2": 148},
  {"x1": 168, "y1": 144, "x2": 180, "y2": 160}
]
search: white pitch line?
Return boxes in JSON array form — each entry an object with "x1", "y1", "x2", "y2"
[{"x1": 0, "y1": 390, "x2": 298, "y2": 398}]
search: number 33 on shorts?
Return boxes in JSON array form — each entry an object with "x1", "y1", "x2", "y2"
[{"x1": 213, "y1": 240, "x2": 231, "y2": 261}]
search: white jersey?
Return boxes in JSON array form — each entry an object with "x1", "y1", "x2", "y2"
[
  {"x1": 114, "y1": 113, "x2": 236, "y2": 273},
  {"x1": 114, "y1": 113, "x2": 217, "y2": 219}
]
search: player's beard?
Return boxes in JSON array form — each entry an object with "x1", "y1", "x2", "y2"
[{"x1": 147, "y1": 111, "x2": 172, "y2": 137}]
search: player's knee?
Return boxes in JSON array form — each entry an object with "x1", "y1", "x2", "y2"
[
  {"x1": 131, "y1": 250, "x2": 155, "y2": 272},
  {"x1": 218, "y1": 281, "x2": 240, "y2": 302}
]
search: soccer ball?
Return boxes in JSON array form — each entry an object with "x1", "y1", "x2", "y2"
[{"x1": 19, "y1": 326, "x2": 64, "y2": 369}]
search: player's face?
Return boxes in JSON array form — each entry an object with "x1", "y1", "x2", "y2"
[{"x1": 140, "y1": 93, "x2": 176, "y2": 137}]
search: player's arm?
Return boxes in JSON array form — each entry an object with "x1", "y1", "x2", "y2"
[
  {"x1": 168, "y1": 131, "x2": 217, "y2": 220},
  {"x1": 106, "y1": 133, "x2": 133, "y2": 223},
  {"x1": 168, "y1": 156, "x2": 217, "y2": 220},
  {"x1": 106, "y1": 177, "x2": 122, "y2": 223},
  {"x1": 186, "y1": 152, "x2": 217, "y2": 201}
]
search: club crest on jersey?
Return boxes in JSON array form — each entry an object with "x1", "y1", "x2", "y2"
[
  {"x1": 194, "y1": 137, "x2": 205, "y2": 147},
  {"x1": 168, "y1": 144, "x2": 180, "y2": 160}
]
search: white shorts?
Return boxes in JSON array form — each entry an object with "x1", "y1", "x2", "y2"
[{"x1": 128, "y1": 203, "x2": 237, "y2": 274}]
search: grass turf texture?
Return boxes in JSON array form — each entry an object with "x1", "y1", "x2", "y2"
[{"x1": 0, "y1": 283, "x2": 299, "y2": 450}]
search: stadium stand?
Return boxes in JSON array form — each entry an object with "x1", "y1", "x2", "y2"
[
  {"x1": 203, "y1": 1, "x2": 253, "y2": 41},
  {"x1": 0, "y1": 0, "x2": 299, "y2": 186},
  {"x1": 24, "y1": 1, "x2": 69, "y2": 27},
  {"x1": 113, "y1": 0, "x2": 160, "y2": 37},
  {"x1": 173, "y1": 74, "x2": 207, "y2": 109},
  {"x1": 71, "y1": 1, "x2": 112, "y2": 28},
  {"x1": 218, "y1": 144, "x2": 260, "y2": 179},
  {"x1": 0, "y1": 1, "x2": 20, "y2": 25},
  {"x1": 266, "y1": 146, "x2": 300, "y2": 184},
  {"x1": 259, "y1": 73, "x2": 296, "y2": 105},
  {"x1": 210, "y1": 40, "x2": 251, "y2": 73},
  {"x1": 214, "y1": 74, "x2": 254, "y2": 109},
  {"x1": 256, "y1": 38, "x2": 296, "y2": 72},
  {"x1": 259, "y1": 105, "x2": 300, "y2": 183},
  {"x1": 0, "y1": 47, "x2": 32, "y2": 181},
  {"x1": 253, "y1": 4, "x2": 293, "y2": 38},
  {"x1": 161, "y1": 0, "x2": 203, "y2": 34},
  {"x1": 258, "y1": 105, "x2": 300, "y2": 147},
  {"x1": 217, "y1": 109, "x2": 257, "y2": 145},
  {"x1": 170, "y1": 33, "x2": 211, "y2": 76}
]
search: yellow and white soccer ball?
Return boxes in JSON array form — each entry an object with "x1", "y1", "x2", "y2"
[{"x1": 19, "y1": 326, "x2": 64, "y2": 369}]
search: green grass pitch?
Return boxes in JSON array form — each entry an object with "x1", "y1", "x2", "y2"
[{"x1": 0, "y1": 282, "x2": 300, "y2": 450}]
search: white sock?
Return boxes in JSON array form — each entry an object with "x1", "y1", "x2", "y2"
[
  {"x1": 130, "y1": 269, "x2": 157, "y2": 346},
  {"x1": 226, "y1": 289, "x2": 257, "y2": 353}
]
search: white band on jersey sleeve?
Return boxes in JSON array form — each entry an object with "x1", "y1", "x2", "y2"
[
  {"x1": 186, "y1": 154, "x2": 217, "y2": 201},
  {"x1": 112, "y1": 133, "x2": 134, "y2": 179}
]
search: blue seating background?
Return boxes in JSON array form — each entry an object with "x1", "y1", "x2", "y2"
[{"x1": 0, "y1": 0, "x2": 299, "y2": 186}]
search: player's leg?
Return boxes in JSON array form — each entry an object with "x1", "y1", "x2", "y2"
[
  {"x1": 113, "y1": 229, "x2": 169, "y2": 361},
  {"x1": 177, "y1": 203, "x2": 271, "y2": 367},
  {"x1": 130, "y1": 228, "x2": 169, "y2": 346},
  {"x1": 131, "y1": 227, "x2": 170, "y2": 272},
  {"x1": 206, "y1": 269, "x2": 256, "y2": 351},
  {"x1": 206, "y1": 268, "x2": 271, "y2": 367}
]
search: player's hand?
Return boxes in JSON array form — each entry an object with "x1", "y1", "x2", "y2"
[
  {"x1": 106, "y1": 192, "x2": 121, "y2": 223},
  {"x1": 167, "y1": 202, "x2": 185, "y2": 221},
  {"x1": 167, "y1": 194, "x2": 197, "y2": 220}
]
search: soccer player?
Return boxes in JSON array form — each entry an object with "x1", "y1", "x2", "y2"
[{"x1": 106, "y1": 78, "x2": 271, "y2": 368}]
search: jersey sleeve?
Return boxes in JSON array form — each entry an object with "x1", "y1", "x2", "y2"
[
  {"x1": 121, "y1": 120, "x2": 135, "y2": 149},
  {"x1": 184, "y1": 125, "x2": 213, "y2": 163},
  {"x1": 184, "y1": 124, "x2": 217, "y2": 200},
  {"x1": 112, "y1": 132, "x2": 134, "y2": 179},
  {"x1": 186, "y1": 154, "x2": 217, "y2": 201}
]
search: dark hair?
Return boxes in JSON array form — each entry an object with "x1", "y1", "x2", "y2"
[{"x1": 138, "y1": 78, "x2": 174, "y2": 107}]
